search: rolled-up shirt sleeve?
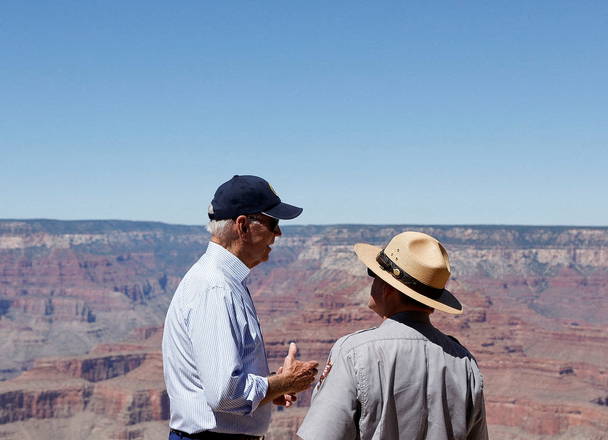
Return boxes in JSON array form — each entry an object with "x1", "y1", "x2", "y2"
[{"x1": 189, "y1": 284, "x2": 268, "y2": 415}]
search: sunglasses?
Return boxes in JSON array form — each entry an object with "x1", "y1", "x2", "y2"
[{"x1": 246, "y1": 214, "x2": 280, "y2": 233}]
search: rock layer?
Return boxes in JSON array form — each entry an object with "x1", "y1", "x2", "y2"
[{"x1": 0, "y1": 220, "x2": 607, "y2": 439}]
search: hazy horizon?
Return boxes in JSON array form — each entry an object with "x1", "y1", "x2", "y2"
[{"x1": 2, "y1": 217, "x2": 607, "y2": 228}]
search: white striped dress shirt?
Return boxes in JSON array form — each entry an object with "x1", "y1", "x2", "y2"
[{"x1": 162, "y1": 241, "x2": 271, "y2": 435}]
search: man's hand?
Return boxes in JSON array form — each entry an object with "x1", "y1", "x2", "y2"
[
  {"x1": 273, "y1": 392, "x2": 297, "y2": 407},
  {"x1": 281, "y1": 342, "x2": 319, "y2": 393},
  {"x1": 263, "y1": 342, "x2": 318, "y2": 407},
  {"x1": 272, "y1": 367, "x2": 297, "y2": 407}
]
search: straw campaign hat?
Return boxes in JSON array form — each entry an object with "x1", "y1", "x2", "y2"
[{"x1": 354, "y1": 231, "x2": 463, "y2": 314}]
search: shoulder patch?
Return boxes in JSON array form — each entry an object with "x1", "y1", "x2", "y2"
[
  {"x1": 314, "y1": 326, "x2": 376, "y2": 394},
  {"x1": 315, "y1": 360, "x2": 333, "y2": 391}
]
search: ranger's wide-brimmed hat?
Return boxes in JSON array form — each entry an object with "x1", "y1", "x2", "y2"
[{"x1": 354, "y1": 231, "x2": 463, "y2": 314}]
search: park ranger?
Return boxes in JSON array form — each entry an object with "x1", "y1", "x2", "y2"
[{"x1": 297, "y1": 231, "x2": 488, "y2": 440}]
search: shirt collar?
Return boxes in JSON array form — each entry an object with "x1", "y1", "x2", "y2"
[
  {"x1": 205, "y1": 241, "x2": 251, "y2": 284},
  {"x1": 386, "y1": 311, "x2": 432, "y2": 325}
]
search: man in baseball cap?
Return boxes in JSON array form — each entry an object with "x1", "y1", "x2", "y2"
[
  {"x1": 208, "y1": 174, "x2": 303, "y2": 221},
  {"x1": 163, "y1": 175, "x2": 318, "y2": 440},
  {"x1": 298, "y1": 231, "x2": 488, "y2": 440}
]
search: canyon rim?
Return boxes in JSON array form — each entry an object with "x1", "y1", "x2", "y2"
[{"x1": 0, "y1": 220, "x2": 607, "y2": 439}]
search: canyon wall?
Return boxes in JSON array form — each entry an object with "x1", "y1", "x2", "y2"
[{"x1": 0, "y1": 220, "x2": 606, "y2": 439}]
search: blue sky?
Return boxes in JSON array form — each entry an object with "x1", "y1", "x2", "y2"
[{"x1": 2, "y1": 1, "x2": 607, "y2": 226}]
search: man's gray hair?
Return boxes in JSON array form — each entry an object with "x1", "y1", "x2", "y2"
[
  {"x1": 206, "y1": 219, "x2": 235, "y2": 240},
  {"x1": 206, "y1": 204, "x2": 237, "y2": 242}
]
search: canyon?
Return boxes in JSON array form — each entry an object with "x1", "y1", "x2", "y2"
[{"x1": 0, "y1": 220, "x2": 606, "y2": 439}]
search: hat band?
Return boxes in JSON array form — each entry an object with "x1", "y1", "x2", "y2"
[{"x1": 376, "y1": 250, "x2": 444, "y2": 300}]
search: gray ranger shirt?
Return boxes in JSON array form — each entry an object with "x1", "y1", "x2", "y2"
[{"x1": 297, "y1": 312, "x2": 488, "y2": 440}]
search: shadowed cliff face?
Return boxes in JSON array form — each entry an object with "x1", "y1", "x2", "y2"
[{"x1": 0, "y1": 220, "x2": 607, "y2": 439}]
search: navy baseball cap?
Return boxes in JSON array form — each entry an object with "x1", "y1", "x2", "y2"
[{"x1": 208, "y1": 175, "x2": 303, "y2": 220}]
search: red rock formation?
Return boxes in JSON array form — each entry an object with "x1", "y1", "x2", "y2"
[{"x1": 0, "y1": 221, "x2": 607, "y2": 439}]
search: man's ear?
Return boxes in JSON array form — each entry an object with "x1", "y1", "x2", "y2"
[
  {"x1": 382, "y1": 282, "x2": 398, "y2": 302},
  {"x1": 381, "y1": 281, "x2": 391, "y2": 297},
  {"x1": 234, "y1": 215, "x2": 249, "y2": 238}
]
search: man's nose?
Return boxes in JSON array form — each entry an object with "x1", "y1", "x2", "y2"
[{"x1": 274, "y1": 225, "x2": 282, "y2": 236}]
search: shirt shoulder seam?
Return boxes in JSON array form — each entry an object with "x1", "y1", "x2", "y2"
[{"x1": 339, "y1": 335, "x2": 430, "y2": 355}]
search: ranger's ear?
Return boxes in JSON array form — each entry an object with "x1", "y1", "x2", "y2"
[{"x1": 383, "y1": 281, "x2": 399, "y2": 299}]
